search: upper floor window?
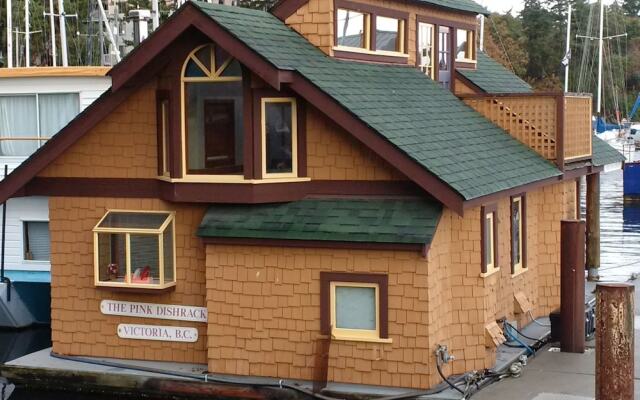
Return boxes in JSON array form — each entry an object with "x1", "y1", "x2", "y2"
[
  {"x1": 456, "y1": 29, "x2": 475, "y2": 62},
  {"x1": 182, "y1": 44, "x2": 244, "y2": 176},
  {"x1": 337, "y1": 8, "x2": 370, "y2": 49},
  {"x1": 418, "y1": 22, "x2": 435, "y2": 79},
  {"x1": 262, "y1": 98, "x2": 298, "y2": 178},
  {"x1": 0, "y1": 93, "x2": 79, "y2": 157},
  {"x1": 334, "y1": 1, "x2": 407, "y2": 57}
]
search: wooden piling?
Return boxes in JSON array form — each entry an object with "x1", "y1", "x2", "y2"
[
  {"x1": 560, "y1": 220, "x2": 585, "y2": 353},
  {"x1": 586, "y1": 173, "x2": 600, "y2": 281},
  {"x1": 595, "y1": 283, "x2": 635, "y2": 400}
]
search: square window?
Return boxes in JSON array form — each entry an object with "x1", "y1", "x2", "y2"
[
  {"x1": 23, "y1": 221, "x2": 50, "y2": 262},
  {"x1": 262, "y1": 98, "x2": 298, "y2": 178},
  {"x1": 93, "y1": 211, "x2": 176, "y2": 289},
  {"x1": 375, "y1": 16, "x2": 403, "y2": 52},
  {"x1": 321, "y1": 272, "x2": 390, "y2": 343},
  {"x1": 456, "y1": 29, "x2": 475, "y2": 61},
  {"x1": 337, "y1": 9, "x2": 370, "y2": 49}
]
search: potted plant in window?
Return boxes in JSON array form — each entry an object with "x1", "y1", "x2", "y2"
[{"x1": 107, "y1": 263, "x2": 119, "y2": 281}]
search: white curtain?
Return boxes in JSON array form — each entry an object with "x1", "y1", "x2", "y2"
[
  {"x1": 0, "y1": 95, "x2": 38, "y2": 156},
  {"x1": 38, "y1": 93, "x2": 80, "y2": 138}
]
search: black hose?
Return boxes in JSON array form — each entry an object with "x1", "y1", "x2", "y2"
[{"x1": 436, "y1": 361, "x2": 464, "y2": 395}]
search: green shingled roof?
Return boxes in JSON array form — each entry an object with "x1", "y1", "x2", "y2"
[
  {"x1": 415, "y1": 0, "x2": 487, "y2": 14},
  {"x1": 198, "y1": 198, "x2": 442, "y2": 244},
  {"x1": 592, "y1": 135, "x2": 625, "y2": 167},
  {"x1": 457, "y1": 52, "x2": 532, "y2": 94},
  {"x1": 191, "y1": 2, "x2": 561, "y2": 200}
]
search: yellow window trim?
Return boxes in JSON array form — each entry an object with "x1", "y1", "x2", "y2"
[
  {"x1": 455, "y1": 29, "x2": 476, "y2": 62},
  {"x1": 93, "y1": 210, "x2": 177, "y2": 290},
  {"x1": 481, "y1": 211, "x2": 498, "y2": 278},
  {"x1": 261, "y1": 97, "x2": 298, "y2": 179},
  {"x1": 330, "y1": 281, "x2": 382, "y2": 342},
  {"x1": 512, "y1": 196, "x2": 525, "y2": 276}
]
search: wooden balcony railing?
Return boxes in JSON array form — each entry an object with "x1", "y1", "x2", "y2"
[{"x1": 459, "y1": 93, "x2": 593, "y2": 169}]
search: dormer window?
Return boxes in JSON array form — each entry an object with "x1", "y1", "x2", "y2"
[
  {"x1": 334, "y1": 0, "x2": 408, "y2": 62},
  {"x1": 181, "y1": 44, "x2": 244, "y2": 177},
  {"x1": 337, "y1": 8, "x2": 370, "y2": 50},
  {"x1": 456, "y1": 29, "x2": 475, "y2": 62}
]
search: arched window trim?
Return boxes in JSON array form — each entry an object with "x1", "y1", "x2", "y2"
[{"x1": 180, "y1": 44, "x2": 245, "y2": 181}]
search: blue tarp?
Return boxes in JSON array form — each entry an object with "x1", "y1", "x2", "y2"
[{"x1": 595, "y1": 116, "x2": 621, "y2": 133}]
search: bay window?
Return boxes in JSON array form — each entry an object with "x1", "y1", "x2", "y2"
[
  {"x1": 182, "y1": 44, "x2": 244, "y2": 177},
  {"x1": 93, "y1": 211, "x2": 176, "y2": 289},
  {"x1": 262, "y1": 98, "x2": 297, "y2": 178}
]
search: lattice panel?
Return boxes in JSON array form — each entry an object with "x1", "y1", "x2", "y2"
[
  {"x1": 563, "y1": 96, "x2": 592, "y2": 161},
  {"x1": 463, "y1": 97, "x2": 557, "y2": 161}
]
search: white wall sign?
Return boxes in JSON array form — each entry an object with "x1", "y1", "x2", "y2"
[
  {"x1": 117, "y1": 324, "x2": 198, "y2": 343},
  {"x1": 100, "y1": 300, "x2": 207, "y2": 323}
]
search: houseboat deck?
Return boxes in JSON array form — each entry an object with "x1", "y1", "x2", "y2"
[{"x1": 1, "y1": 319, "x2": 550, "y2": 400}]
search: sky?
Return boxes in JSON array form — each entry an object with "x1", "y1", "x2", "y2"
[{"x1": 477, "y1": 0, "x2": 617, "y2": 15}]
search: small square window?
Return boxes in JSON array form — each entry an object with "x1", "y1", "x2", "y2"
[
  {"x1": 337, "y1": 9, "x2": 370, "y2": 49},
  {"x1": 375, "y1": 16, "x2": 404, "y2": 52},
  {"x1": 23, "y1": 221, "x2": 50, "y2": 262},
  {"x1": 456, "y1": 29, "x2": 475, "y2": 61},
  {"x1": 321, "y1": 272, "x2": 390, "y2": 343},
  {"x1": 93, "y1": 211, "x2": 176, "y2": 289}
]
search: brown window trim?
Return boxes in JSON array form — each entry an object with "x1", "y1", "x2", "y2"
[
  {"x1": 252, "y1": 88, "x2": 306, "y2": 180},
  {"x1": 320, "y1": 272, "x2": 389, "y2": 338},
  {"x1": 156, "y1": 90, "x2": 171, "y2": 177},
  {"x1": 510, "y1": 194, "x2": 527, "y2": 273},
  {"x1": 334, "y1": 0, "x2": 409, "y2": 60},
  {"x1": 481, "y1": 203, "x2": 498, "y2": 274}
]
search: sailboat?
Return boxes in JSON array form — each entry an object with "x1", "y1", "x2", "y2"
[{"x1": 568, "y1": 0, "x2": 628, "y2": 141}]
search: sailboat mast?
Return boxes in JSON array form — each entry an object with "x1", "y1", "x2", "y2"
[
  {"x1": 564, "y1": 4, "x2": 572, "y2": 93},
  {"x1": 58, "y1": 0, "x2": 68, "y2": 66},
  {"x1": 7, "y1": 0, "x2": 12, "y2": 67},
  {"x1": 49, "y1": 0, "x2": 56, "y2": 66},
  {"x1": 597, "y1": 0, "x2": 604, "y2": 115},
  {"x1": 25, "y1": 0, "x2": 29, "y2": 67}
]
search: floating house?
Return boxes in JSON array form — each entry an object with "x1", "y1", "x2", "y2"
[
  {"x1": 0, "y1": 67, "x2": 111, "y2": 327},
  {"x1": 0, "y1": 0, "x2": 624, "y2": 392}
]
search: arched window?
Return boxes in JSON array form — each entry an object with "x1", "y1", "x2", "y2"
[{"x1": 182, "y1": 44, "x2": 244, "y2": 176}]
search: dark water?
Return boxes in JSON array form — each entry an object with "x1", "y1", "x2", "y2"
[{"x1": 2, "y1": 151, "x2": 640, "y2": 398}]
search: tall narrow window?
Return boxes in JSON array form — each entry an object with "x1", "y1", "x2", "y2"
[
  {"x1": 438, "y1": 26, "x2": 451, "y2": 88},
  {"x1": 511, "y1": 196, "x2": 526, "y2": 274},
  {"x1": 261, "y1": 98, "x2": 297, "y2": 178},
  {"x1": 23, "y1": 221, "x2": 50, "y2": 262},
  {"x1": 375, "y1": 16, "x2": 404, "y2": 52},
  {"x1": 182, "y1": 44, "x2": 244, "y2": 176},
  {"x1": 481, "y1": 205, "x2": 498, "y2": 276},
  {"x1": 157, "y1": 92, "x2": 171, "y2": 177},
  {"x1": 336, "y1": 9, "x2": 370, "y2": 49},
  {"x1": 418, "y1": 22, "x2": 435, "y2": 79},
  {"x1": 456, "y1": 29, "x2": 475, "y2": 61}
]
